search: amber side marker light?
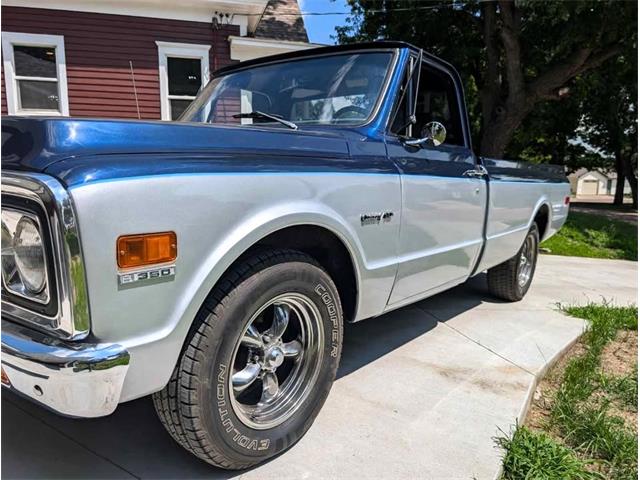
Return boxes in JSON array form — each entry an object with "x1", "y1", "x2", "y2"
[
  {"x1": 117, "y1": 231, "x2": 177, "y2": 269},
  {"x1": 1, "y1": 367, "x2": 10, "y2": 386}
]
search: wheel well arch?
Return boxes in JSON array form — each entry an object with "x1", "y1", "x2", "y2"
[
  {"x1": 533, "y1": 203, "x2": 550, "y2": 239},
  {"x1": 253, "y1": 225, "x2": 359, "y2": 322},
  {"x1": 215, "y1": 224, "x2": 359, "y2": 323}
]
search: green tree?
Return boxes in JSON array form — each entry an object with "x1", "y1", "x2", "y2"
[
  {"x1": 336, "y1": 0, "x2": 637, "y2": 160},
  {"x1": 505, "y1": 50, "x2": 637, "y2": 207},
  {"x1": 503, "y1": 74, "x2": 608, "y2": 169},
  {"x1": 578, "y1": 54, "x2": 637, "y2": 207}
]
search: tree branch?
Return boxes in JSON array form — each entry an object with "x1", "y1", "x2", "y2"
[
  {"x1": 528, "y1": 44, "x2": 622, "y2": 101},
  {"x1": 574, "y1": 45, "x2": 623, "y2": 76}
]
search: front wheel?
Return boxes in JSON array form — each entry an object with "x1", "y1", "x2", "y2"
[
  {"x1": 487, "y1": 224, "x2": 539, "y2": 302},
  {"x1": 153, "y1": 249, "x2": 343, "y2": 469}
]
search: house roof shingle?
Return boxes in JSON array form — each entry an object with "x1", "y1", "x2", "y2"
[{"x1": 253, "y1": 0, "x2": 309, "y2": 43}]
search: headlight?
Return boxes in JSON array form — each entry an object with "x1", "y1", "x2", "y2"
[
  {"x1": 1, "y1": 209, "x2": 49, "y2": 303},
  {"x1": 14, "y1": 216, "x2": 46, "y2": 293}
]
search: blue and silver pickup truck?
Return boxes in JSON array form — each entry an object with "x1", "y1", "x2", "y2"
[{"x1": 1, "y1": 42, "x2": 569, "y2": 468}]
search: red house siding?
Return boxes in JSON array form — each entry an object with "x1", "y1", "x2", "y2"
[{"x1": 1, "y1": 6, "x2": 239, "y2": 119}]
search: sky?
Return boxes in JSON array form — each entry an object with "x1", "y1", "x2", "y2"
[{"x1": 298, "y1": 0, "x2": 351, "y2": 45}]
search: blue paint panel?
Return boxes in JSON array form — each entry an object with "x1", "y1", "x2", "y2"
[
  {"x1": 1, "y1": 117, "x2": 351, "y2": 171},
  {"x1": 483, "y1": 157, "x2": 568, "y2": 184},
  {"x1": 48, "y1": 152, "x2": 398, "y2": 187}
]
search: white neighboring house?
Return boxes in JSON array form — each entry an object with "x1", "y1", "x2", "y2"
[{"x1": 568, "y1": 168, "x2": 632, "y2": 197}]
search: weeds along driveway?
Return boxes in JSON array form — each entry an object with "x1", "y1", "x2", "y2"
[{"x1": 2, "y1": 255, "x2": 637, "y2": 480}]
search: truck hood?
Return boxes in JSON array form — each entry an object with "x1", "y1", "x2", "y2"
[{"x1": 2, "y1": 116, "x2": 350, "y2": 173}]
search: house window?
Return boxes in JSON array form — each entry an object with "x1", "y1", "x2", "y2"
[
  {"x1": 156, "y1": 41, "x2": 210, "y2": 121},
  {"x1": 2, "y1": 32, "x2": 69, "y2": 116}
]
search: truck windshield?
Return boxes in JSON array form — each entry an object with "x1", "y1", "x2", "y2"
[{"x1": 180, "y1": 52, "x2": 393, "y2": 127}]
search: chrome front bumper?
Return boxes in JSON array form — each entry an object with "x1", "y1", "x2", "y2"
[{"x1": 1, "y1": 319, "x2": 129, "y2": 418}]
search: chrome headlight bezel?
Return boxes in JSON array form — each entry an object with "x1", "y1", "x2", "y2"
[
  {"x1": 0, "y1": 171, "x2": 90, "y2": 341},
  {"x1": 1, "y1": 203, "x2": 55, "y2": 312}
]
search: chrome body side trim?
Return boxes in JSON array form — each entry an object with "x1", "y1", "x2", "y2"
[
  {"x1": 1, "y1": 319, "x2": 129, "y2": 418},
  {"x1": 1, "y1": 172, "x2": 91, "y2": 340}
]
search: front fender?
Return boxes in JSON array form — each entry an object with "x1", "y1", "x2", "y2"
[
  {"x1": 171, "y1": 203, "x2": 367, "y2": 347},
  {"x1": 69, "y1": 171, "x2": 401, "y2": 401}
]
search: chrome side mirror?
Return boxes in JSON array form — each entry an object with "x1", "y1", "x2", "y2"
[{"x1": 403, "y1": 121, "x2": 447, "y2": 147}]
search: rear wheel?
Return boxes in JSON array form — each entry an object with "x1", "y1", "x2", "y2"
[
  {"x1": 153, "y1": 249, "x2": 343, "y2": 469},
  {"x1": 487, "y1": 224, "x2": 539, "y2": 302}
]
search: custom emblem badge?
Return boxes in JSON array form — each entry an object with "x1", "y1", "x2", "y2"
[
  {"x1": 118, "y1": 265, "x2": 176, "y2": 287},
  {"x1": 360, "y1": 211, "x2": 394, "y2": 226}
]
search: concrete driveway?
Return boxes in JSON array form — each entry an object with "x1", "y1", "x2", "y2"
[{"x1": 2, "y1": 255, "x2": 637, "y2": 480}]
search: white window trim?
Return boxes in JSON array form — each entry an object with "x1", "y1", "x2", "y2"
[
  {"x1": 156, "y1": 41, "x2": 210, "y2": 121},
  {"x1": 2, "y1": 32, "x2": 70, "y2": 116}
]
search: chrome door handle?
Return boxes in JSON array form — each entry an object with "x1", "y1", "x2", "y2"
[{"x1": 463, "y1": 165, "x2": 488, "y2": 178}]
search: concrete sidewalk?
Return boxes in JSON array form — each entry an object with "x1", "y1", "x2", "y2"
[{"x1": 2, "y1": 255, "x2": 637, "y2": 479}]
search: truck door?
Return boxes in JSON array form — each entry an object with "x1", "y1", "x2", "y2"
[{"x1": 386, "y1": 56, "x2": 487, "y2": 307}]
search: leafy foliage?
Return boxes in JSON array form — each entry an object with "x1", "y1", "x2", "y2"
[{"x1": 336, "y1": 1, "x2": 637, "y2": 163}]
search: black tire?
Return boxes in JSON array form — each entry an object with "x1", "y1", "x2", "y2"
[
  {"x1": 487, "y1": 224, "x2": 539, "y2": 302},
  {"x1": 153, "y1": 249, "x2": 343, "y2": 470},
  {"x1": 152, "y1": 366, "x2": 193, "y2": 453}
]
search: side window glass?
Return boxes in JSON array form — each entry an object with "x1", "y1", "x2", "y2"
[{"x1": 414, "y1": 64, "x2": 465, "y2": 146}]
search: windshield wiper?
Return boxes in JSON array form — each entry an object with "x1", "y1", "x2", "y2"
[{"x1": 232, "y1": 111, "x2": 298, "y2": 130}]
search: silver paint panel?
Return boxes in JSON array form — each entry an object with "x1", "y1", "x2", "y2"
[
  {"x1": 69, "y1": 173, "x2": 401, "y2": 401},
  {"x1": 388, "y1": 175, "x2": 487, "y2": 304},
  {"x1": 476, "y1": 180, "x2": 570, "y2": 273},
  {"x1": 69, "y1": 172, "x2": 566, "y2": 403}
]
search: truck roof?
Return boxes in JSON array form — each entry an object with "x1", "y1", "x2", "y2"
[{"x1": 214, "y1": 40, "x2": 453, "y2": 77}]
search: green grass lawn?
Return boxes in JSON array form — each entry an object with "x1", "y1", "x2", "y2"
[
  {"x1": 541, "y1": 211, "x2": 637, "y2": 261},
  {"x1": 499, "y1": 304, "x2": 638, "y2": 480}
]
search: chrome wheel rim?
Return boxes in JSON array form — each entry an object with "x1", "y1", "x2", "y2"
[
  {"x1": 517, "y1": 234, "x2": 535, "y2": 288},
  {"x1": 229, "y1": 293, "x2": 324, "y2": 430}
]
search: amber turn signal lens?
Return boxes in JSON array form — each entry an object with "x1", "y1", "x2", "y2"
[
  {"x1": 117, "y1": 231, "x2": 177, "y2": 269},
  {"x1": 1, "y1": 367, "x2": 10, "y2": 386}
]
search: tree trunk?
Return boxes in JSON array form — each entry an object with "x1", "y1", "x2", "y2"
[
  {"x1": 613, "y1": 153, "x2": 626, "y2": 205},
  {"x1": 614, "y1": 173, "x2": 626, "y2": 205},
  {"x1": 479, "y1": 104, "x2": 530, "y2": 158},
  {"x1": 479, "y1": 118, "x2": 515, "y2": 158},
  {"x1": 621, "y1": 153, "x2": 638, "y2": 208}
]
